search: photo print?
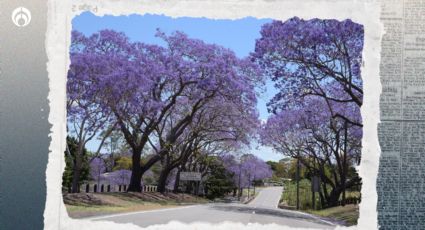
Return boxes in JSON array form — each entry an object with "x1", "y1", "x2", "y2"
[
  {"x1": 44, "y1": 1, "x2": 382, "y2": 230},
  {"x1": 64, "y1": 12, "x2": 363, "y2": 228}
]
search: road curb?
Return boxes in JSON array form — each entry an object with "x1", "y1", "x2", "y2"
[{"x1": 84, "y1": 204, "x2": 201, "y2": 221}]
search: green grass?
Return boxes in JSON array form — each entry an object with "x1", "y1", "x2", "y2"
[
  {"x1": 306, "y1": 204, "x2": 359, "y2": 226},
  {"x1": 281, "y1": 179, "x2": 318, "y2": 209},
  {"x1": 280, "y1": 180, "x2": 360, "y2": 226},
  {"x1": 239, "y1": 188, "x2": 259, "y2": 203},
  {"x1": 281, "y1": 179, "x2": 360, "y2": 210},
  {"x1": 241, "y1": 187, "x2": 258, "y2": 197}
]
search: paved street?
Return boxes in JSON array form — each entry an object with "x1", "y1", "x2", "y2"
[
  {"x1": 90, "y1": 187, "x2": 335, "y2": 229},
  {"x1": 248, "y1": 186, "x2": 283, "y2": 209}
]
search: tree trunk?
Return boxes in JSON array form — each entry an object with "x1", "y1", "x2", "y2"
[
  {"x1": 71, "y1": 147, "x2": 83, "y2": 193},
  {"x1": 173, "y1": 168, "x2": 181, "y2": 193},
  {"x1": 157, "y1": 167, "x2": 171, "y2": 193},
  {"x1": 342, "y1": 121, "x2": 348, "y2": 206},
  {"x1": 127, "y1": 150, "x2": 142, "y2": 192},
  {"x1": 319, "y1": 189, "x2": 325, "y2": 209},
  {"x1": 71, "y1": 164, "x2": 81, "y2": 193},
  {"x1": 186, "y1": 181, "x2": 193, "y2": 193},
  {"x1": 327, "y1": 188, "x2": 342, "y2": 207}
]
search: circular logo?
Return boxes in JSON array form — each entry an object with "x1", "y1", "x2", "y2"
[{"x1": 12, "y1": 7, "x2": 31, "y2": 27}]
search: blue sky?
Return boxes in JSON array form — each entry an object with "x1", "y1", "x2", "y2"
[{"x1": 73, "y1": 12, "x2": 282, "y2": 161}]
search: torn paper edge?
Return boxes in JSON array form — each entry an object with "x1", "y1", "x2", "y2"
[{"x1": 44, "y1": 0, "x2": 383, "y2": 229}]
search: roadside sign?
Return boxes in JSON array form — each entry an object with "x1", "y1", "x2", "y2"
[
  {"x1": 180, "y1": 172, "x2": 202, "y2": 181},
  {"x1": 311, "y1": 176, "x2": 320, "y2": 192}
]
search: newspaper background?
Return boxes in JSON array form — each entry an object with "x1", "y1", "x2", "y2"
[
  {"x1": 378, "y1": 0, "x2": 425, "y2": 229},
  {"x1": 44, "y1": 0, "x2": 384, "y2": 229}
]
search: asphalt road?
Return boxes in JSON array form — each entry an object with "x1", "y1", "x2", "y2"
[
  {"x1": 248, "y1": 186, "x2": 283, "y2": 209},
  {"x1": 90, "y1": 187, "x2": 335, "y2": 229}
]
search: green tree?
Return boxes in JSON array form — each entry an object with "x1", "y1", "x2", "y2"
[
  {"x1": 205, "y1": 159, "x2": 235, "y2": 199},
  {"x1": 113, "y1": 156, "x2": 132, "y2": 170},
  {"x1": 267, "y1": 160, "x2": 289, "y2": 178},
  {"x1": 287, "y1": 158, "x2": 308, "y2": 180},
  {"x1": 62, "y1": 136, "x2": 89, "y2": 191}
]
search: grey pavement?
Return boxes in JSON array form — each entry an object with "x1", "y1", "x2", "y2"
[
  {"x1": 248, "y1": 186, "x2": 283, "y2": 209},
  {"x1": 90, "y1": 187, "x2": 336, "y2": 229}
]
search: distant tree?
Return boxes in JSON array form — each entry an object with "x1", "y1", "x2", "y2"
[
  {"x1": 113, "y1": 156, "x2": 132, "y2": 170},
  {"x1": 204, "y1": 158, "x2": 235, "y2": 199},
  {"x1": 266, "y1": 160, "x2": 288, "y2": 178},
  {"x1": 266, "y1": 161, "x2": 277, "y2": 171},
  {"x1": 221, "y1": 153, "x2": 272, "y2": 195},
  {"x1": 62, "y1": 136, "x2": 89, "y2": 190},
  {"x1": 287, "y1": 158, "x2": 308, "y2": 180},
  {"x1": 108, "y1": 169, "x2": 132, "y2": 186},
  {"x1": 89, "y1": 157, "x2": 106, "y2": 186},
  {"x1": 142, "y1": 169, "x2": 157, "y2": 186},
  {"x1": 100, "y1": 130, "x2": 125, "y2": 171}
]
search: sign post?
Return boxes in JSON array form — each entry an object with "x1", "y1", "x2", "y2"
[
  {"x1": 311, "y1": 176, "x2": 320, "y2": 210},
  {"x1": 179, "y1": 172, "x2": 202, "y2": 181},
  {"x1": 180, "y1": 172, "x2": 202, "y2": 197}
]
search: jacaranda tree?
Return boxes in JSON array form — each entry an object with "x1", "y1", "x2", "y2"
[
  {"x1": 68, "y1": 29, "x2": 262, "y2": 192},
  {"x1": 253, "y1": 17, "x2": 364, "y2": 127},
  {"x1": 67, "y1": 30, "x2": 124, "y2": 192},
  {"x1": 221, "y1": 153, "x2": 272, "y2": 196},
  {"x1": 255, "y1": 18, "x2": 364, "y2": 208},
  {"x1": 154, "y1": 92, "x2": 260, "y2": 193},
  {"x1": 89, "y1": 156, "x2": 106, "y2": 187},
  {"x1": 260, "y1": 97, "x2": 362, "y2": 207}
]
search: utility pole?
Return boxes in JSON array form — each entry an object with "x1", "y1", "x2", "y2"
[
  {"x1": 247, "y1": 174, "x2": 251, "y2": 200},
  {"x1": 342, "y1": 120, "x2": 348, "y2": 206},
  {"x1": 296, "y1": 151, "x2": 300, "y2": 210},
  {"x1": 253, "y1": 175, "x2": 256, "y2": 196},
  {"x1": 312, "y1": 160, "x2": 317, "y2": 210},
  {"x1": 238, "y1": 162, "x2": 241, "y2": 201},
  {"x1": 253, "y1": 165, "x2": 256, "y2": 196},
  {"x1": 312, "y1": 176, "x2": 320, "y2": 210}
]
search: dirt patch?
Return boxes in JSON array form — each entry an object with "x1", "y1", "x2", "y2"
[
  {"x1": 63, "y1": 193, "x2": 114, "y2": 206},
  {"x1": 64, "y1": 192, "x2": 207, "y2": 205},
  {"x1": 278, "y1": 202, "x2": 297, "y2": 210},
  {"x1": 63, "y1": 192, "x2": 209, "y2": 218}
]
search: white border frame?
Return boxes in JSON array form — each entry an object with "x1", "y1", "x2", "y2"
[{"x1": 45, "y1": 0, "x2": 383, "y2": 229}]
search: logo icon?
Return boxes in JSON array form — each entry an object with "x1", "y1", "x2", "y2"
[{"x1": 12, "y1": 7, "x2": 31, "y2": 27}]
